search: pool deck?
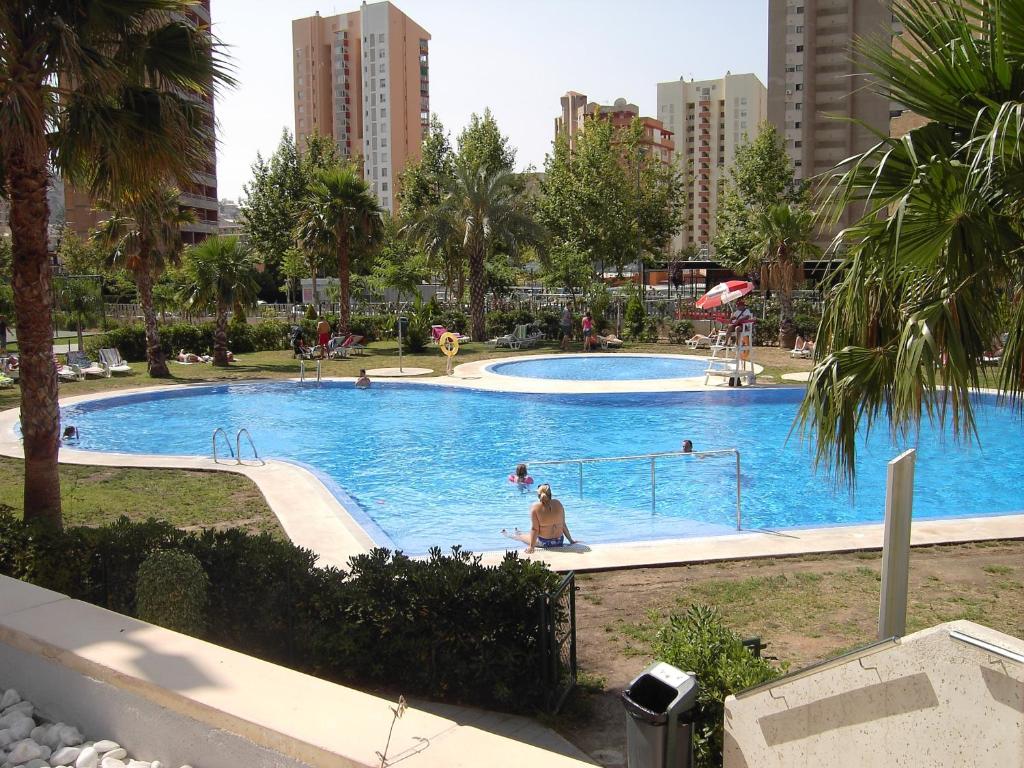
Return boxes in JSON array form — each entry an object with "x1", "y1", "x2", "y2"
[{"x1": 1, "y1": 365, "x2": 1021, "y2": 572}]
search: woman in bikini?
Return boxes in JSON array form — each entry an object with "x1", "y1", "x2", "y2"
[{"x1": 525, "y1": 484, "x2": 575, "y2": 553}]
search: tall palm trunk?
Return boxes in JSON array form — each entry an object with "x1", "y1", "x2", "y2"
[
  {"x1": 213, "y1": 300, "x2": 229, "y2": 366},
  {"x1": 134, "y1": 246, "x2": 169, "y2": 377},
  {"x1": 467, "y1": 243, "x2": 487, "y2": 342},
  {"x1": 7, "y1": 142, "x2": 62, "y2": 528},
  {"x1": 337, "y1": 225, "x2": 351, "y2": 333}
]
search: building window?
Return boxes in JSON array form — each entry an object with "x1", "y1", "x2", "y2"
[
  {"x1": 379, "y1": 63, "x2": 385, "y2": 73},
  {"x1": 796, "y1": 45, "x2": 804, "y2": 52},
  {"x1": 379, "y1": 78, "x2": 385, "y2": 88},
  {"x1": 381, "y1": 108, "x2": 387, "y2": 118},
  {"x1": 794, "y1": 121, "x2": 801, "y2": 128},
  {"x1": 795, "y1": 64, "x2": 803, "y2": 71},
  {"x1": 795, "y1": 25, "x2": 803, "y2": 32},
  {"x1": 381, "y1": 138, "x2": 387, "y2": 147},
  {"x1": 296, "y1": 91, "x2": 302, "y2": 100},
  {"x1": 796, "y1": 5, "x2": 804, "y2": 12},
  {"x1": 378, "y1": 33, "x2": 384, "y2": 42},
  {"x1": 794, "y1": 103, "x2": 802, "y2": 111},
  {"x1": 382, "y1": 167, "x2": 388, "y2": 177},
  {"x1": 379, "y1": 50, "x2": 385, "y2": 59},
  {"x1": 795, "y1": 83, "x2": 802, "y2": 91},
  {"x1": 382, "y1": 182, "x2": 388, "y2": 191}
]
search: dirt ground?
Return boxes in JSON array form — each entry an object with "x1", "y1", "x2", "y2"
[{"x1": 555, "y1": 539, "x2": 1024, "y2": 766}]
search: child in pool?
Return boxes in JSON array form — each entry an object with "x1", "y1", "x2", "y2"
[{"x1": 509, "y1": 463, "x2": 533, "y2": 485}]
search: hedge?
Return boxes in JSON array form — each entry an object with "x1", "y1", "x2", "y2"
[
  {"x1": 0, "y1": 513, "x2": 563, "y2": 712},
  {"x1": 86, "y1": 320, "x2": 292, "y2": 361}
]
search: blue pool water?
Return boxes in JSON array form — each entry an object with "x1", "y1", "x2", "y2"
[
  {"x1": 60, "y1": 383, "x2": 1023, "y2": 554},
  {"x1": 490, "y1": 355, "x2": 707, "y2": 381}
]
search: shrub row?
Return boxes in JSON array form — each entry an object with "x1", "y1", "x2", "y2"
[
  {"x1": 0, "y1": 513, "x2": 562, "y2": 712},
  {"x1": 87, "y1": 320, "x2": 292, "y2": 361}
]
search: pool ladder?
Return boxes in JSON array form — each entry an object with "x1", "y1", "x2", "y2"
[
  {"x1": 299, "y1": 358, "x2": 322, "y2": 382},
  {"x1": 212, "y1": 427, "x2": 263, "y2": 465}
]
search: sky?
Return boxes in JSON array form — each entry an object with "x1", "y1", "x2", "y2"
[{"x1": 213, "y1": 0, "x2": 769, "y2": 201}]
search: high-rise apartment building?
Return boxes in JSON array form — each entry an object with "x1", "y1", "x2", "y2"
[
  {"x1": 555, "y1": 94, "x2": 675, "y2": 166},
  {"x1": 292, "y1": 2, "x2": 430, "y2": 215},
  {"x1": 62, "y1": 0, "x2": 218, "y2": 245},
  {"x1": 767, "y1": 0, "x2": 892, "y2": 235},
  {"x1": 657, "y1": 73, "x2": 767, "y2": 255}
]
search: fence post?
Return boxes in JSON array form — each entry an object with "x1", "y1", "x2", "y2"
[{"x1": 879, "y1": 449, "x2": 916, "y2": 640}]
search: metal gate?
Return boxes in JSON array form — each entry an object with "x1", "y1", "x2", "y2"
[{"x1": 538, "y1": 571, "x2": 577, "y2": 713}]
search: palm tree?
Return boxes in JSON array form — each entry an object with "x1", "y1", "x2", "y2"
[
  {"x1": 93, "y1": 186, "x2": 193, "y2": 377},
  {"x1": 180, "y1": 236, "x2": 258, "y2": 366},
  {"x1": 56, "y1": 278, "x2": 102, "y2": 352},
  {"x1": 797, "y1": 0, "x2": 1024, "y2": 483},
  {"x1": 410, "y1": 164, "x2": 544, "y2": 341},
  {"x1": 741, "y1": 203, "x2": 821, "y2": 348},
  {"x1": 297, "y1": 165, "x2": 382, "y2": 331},
  {"x1": 0, "y1": 0, "x2": 232, "y2": 528}
]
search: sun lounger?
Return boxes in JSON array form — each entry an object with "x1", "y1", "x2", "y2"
[
  {"x1": 67, "y1": 351, "x2": 110, "y2": 378},
  {"x1": 685, "y1": 334, "x2": 713, "y2": 350},
  {"x1": 488, "y1": 332, "x2": 519, "y2": 349},
  {"x1": 513, "y1": 324, "x2": 543, "y2": 349},
  {"x1": 0, "y1": 356, "x2": 18, "y2": 381},
  {"x1": 339, "y1": 334, "x2": 366, "y2": 355},
  {"x1": 98, "y1": 348, "x2": 132, "y2": 374},
  {"x1": 431, "y1": 325, "x2": 471, "y2": 344},
  {"x1": 57, "y1": 363, "x2": 84, "y2": 382},
  {"x1": 790, "y1": 340, "x2": 812, "y2": 359},
  {"x1": 597, "y1": 334, "x2": 624, "y2": 350}
]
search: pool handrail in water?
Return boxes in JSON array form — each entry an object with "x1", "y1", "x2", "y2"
[{"x1": 522, "y1": 448, "x2": 743, "y2": 529}]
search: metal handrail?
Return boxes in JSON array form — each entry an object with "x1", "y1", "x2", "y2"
[
  {"x1": 524, "y1": 448, "x2": 743, "y2": 530},
  {"x1": 212, "y1": 427, "x2": 234, "y2": 463},
  {"x1": 299, "y1": 358, "x2": 322, "y2": 383},
  {"x1": 235, "y1": 428, "x2": 260, "y2": 465}
]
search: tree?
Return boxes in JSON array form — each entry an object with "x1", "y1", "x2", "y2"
[
  {"x1": 93, "y1": 186, "x2": 193, "y2": 377},
  {"x1": 56, "y1": 228, "x2": 105, "y2": 275},
  {"x1": 739, "y1": 204, "x2": 821, "y2": 347},
  {"x1": 410, "y1": 166, "x2": 543, "y2": 341},
  {"x1": 180, "y1": 236, "x2": 258, "y2": 366},
  {"x1": 541, "y1": 240, "x2": 594, "y2": 302},
  {"x1": 370, "y1": 219, "x2": 429, "y2": 303},
  {"x1": 241, "y1": 130, "x2": 341, "y2": 301},
  {"x1": 537, "y1": 116, "x2": 685, "y2": 277},
  {"x1": 797, "y1": 0, "x2": 1024, "y2": 482},
  {"x1": 55, "y1": 278, "x2": 101, "y2": 352},
  {"x1": 280, "y1": 246, "x2": 306, "y2": 305},
  {"x1": 0, "y1": 0, "x2": 231, "y2": 527},
  {"x1": 456, "y1": 108, "x2": 516, "y2": 177},
  {"x1": 398, "y1": 115, "x2": 456, "y2": 214},
  {"x1": 297, "y1": 164, "x2": 383, "y2": 330},
  {"x1": 713, "y1": 123, "x2": 802, "y2": 266}
]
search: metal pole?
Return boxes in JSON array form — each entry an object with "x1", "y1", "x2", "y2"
[
  {"x1": 879, "y1": 448, "x2": 916, "y2": 640},
  {"x1": 650, "y1": 457, "x2": 656, "y2": 512},
  {"x1": 735, "y1": 450, "x2": 742, "y2": 530}
]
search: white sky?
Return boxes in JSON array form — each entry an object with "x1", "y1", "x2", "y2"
[{"x1": 213, "y1": 0, "x2": 769, "y2": 201}]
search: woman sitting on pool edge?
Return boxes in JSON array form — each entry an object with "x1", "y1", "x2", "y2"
[{"x1": 504, "y1": 483, "x2": 576, "y2": 553}]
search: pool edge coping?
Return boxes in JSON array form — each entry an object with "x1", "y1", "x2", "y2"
[{"x1": 1, "y1": 377, "x2": 1021, "y2": 572}]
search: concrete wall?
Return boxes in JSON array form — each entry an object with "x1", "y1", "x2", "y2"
[
  {"x1": 0, "y1": 575, "x2": 594, "y2": 768},
  {"x1": 723, "y1": 620, "x2": 1024, "y2": 767}
]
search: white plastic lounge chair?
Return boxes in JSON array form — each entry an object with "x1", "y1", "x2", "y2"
[
  {"x1": 790, "y1": 340, "x2": 812, "y2": 359},
  {"x1": 685, "y1": 334, "x2": 713, "y2": 350},
  {"x1": 488, "y1": 332, "x2": 519, "y2": 350},
  {"x1": 67, "y1": 351, "x2": 110, "y2": 378},
  {"x1": 0, "y1": 357, "x2": 17, "y2": 381},
  {"x1": 99, "y1": 348, "x2": 132, "y2": 374},
  {"x1": 0, "y1": 373, "x2": 13, "y2": 389},
  {"x1": 597, "y1": 334, "x2": 624, "y2": 350},
  {"x1": 513, "y1": 324, "x2": 543, "y2": 349},
  {"x1": 56, "y1": 362, "x2": 84, "y2": 382}
]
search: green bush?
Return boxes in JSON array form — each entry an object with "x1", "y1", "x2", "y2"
[
  {"x1": 668, "y1": 320, "x2": 695, "y2": 344},
  {"x1": 136, "y1": 550, "x2": 209, "y2": 634},
  {"x1": 87, "y1": 320, "x2": 292, "y2": 361},
  {"x1": 0, "y1": 513, "x2": 564, "y2": 713},
  {"x1": 653, "y1": 605, "x2": 782, "y2": 768},
  {"x1": 642, "y1": 317, "x2": 660, "y2": 343},
  {"x1": 753, "y1": 316, "x2": 779, "y2": 347},
  {"x1": 625, "y1": 290, "x2": 647, "y2": 341}
]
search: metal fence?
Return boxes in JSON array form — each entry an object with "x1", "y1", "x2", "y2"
[{"x1": 537, "y1": 571, "x2": 577, "y2": 713}]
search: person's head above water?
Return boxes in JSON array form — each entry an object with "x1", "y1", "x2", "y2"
[
  {"x1": 682, "y1": 439, "x2": 693, "y2": 453},
  {"x1": 516, "y1": 463, "x2": 528, "y2": 479}
]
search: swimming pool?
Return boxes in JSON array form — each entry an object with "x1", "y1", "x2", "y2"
[
  {"x1": 58, "y1": 383, "x2": 1024, "y2": 554},
  {"x1": 488, "y1": 354, "x2": 708, "y2": 381}
]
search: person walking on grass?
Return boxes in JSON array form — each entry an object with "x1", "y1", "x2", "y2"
[
  {"x1": 581, "y1": 311, "x2": 594, "y2": 352},
  {"x1": 560, "y1": 305, "x2": 573, "y2": 351}
]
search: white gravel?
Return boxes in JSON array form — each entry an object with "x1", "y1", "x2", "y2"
[{"x1": 0, "y1": 689, "x2": 186, "y2": 768}]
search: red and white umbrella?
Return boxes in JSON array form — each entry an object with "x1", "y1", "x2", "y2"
[{"x1": 695, "y1": 280, "x2": 754, "y2": 310}]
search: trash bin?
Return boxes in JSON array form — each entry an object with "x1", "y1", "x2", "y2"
[
  {"x1": 621, "y1": 662, "x2": 698, "y2": 768},
  {"x1": 396, "y1": 316, "x2": 408, "y2": 337}
]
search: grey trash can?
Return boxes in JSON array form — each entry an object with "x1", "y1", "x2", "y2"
[{"x1": 621, "y1": 662, "x2": 698, "y2": 768}]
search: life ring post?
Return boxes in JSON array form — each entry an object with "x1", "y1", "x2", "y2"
[{"x1": 439, "y1": 331, "x2": 460, "y2": 375}]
